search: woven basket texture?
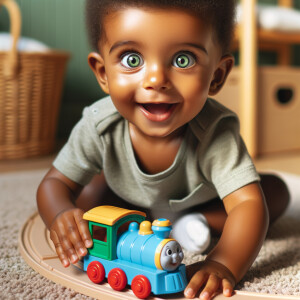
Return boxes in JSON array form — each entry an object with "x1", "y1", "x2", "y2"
[
  {"x1": 0, "y1": 52, "x2": 69, "y2": 159},
  {"x1": 0, "y1": 0, "x2": 69, "y2": 160}
]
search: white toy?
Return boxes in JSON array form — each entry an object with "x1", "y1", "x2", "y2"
[
  {"x1": 0, "y1": 32, "x2": 49, "y2": 52},
  {"x1": 236, "y1": 4, "x2": 300, "y2": 32}
]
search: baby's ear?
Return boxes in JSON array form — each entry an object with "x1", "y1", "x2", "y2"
[
  {"x1": 209, "y1": 55, "x2": 234, "y2": 96},
  {"x1": 88, "y1": 52, "x2": 110, "y2": 94}
]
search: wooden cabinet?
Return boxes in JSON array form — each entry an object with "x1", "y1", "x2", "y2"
[{"x1": 232, "y1": 0, "x2": 300, "y2": 156}]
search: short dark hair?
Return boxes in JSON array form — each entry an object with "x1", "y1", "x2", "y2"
[{"x1": 85, "y1": 0, "x2": 236, "y2": 55}]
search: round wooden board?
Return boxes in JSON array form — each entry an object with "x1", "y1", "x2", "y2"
[{"x1": 18, "y1": 212, "x2": 300, "y2": 300}]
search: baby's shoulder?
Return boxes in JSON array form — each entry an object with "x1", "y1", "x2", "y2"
[
  {"x1": 83, "y1": 96, "x2": 123, "y2": 135},
  {"x1": 198, "y1": 98, "x2": 238, "y2": 125},
  {"x1": 189, "y1": 98, "x2": 239, "y2": 139},
  {"x1": 193, "y1": 98, "x2": 238, "y2": 130}
]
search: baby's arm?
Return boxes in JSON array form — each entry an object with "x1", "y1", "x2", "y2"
[
  {"x1": 184, "y1": 182, "x2": 269, "y2": 299},
  {"x1": 37, "y1": 167, "x2": 93, "y2": 267}
]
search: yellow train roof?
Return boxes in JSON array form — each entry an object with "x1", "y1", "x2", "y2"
[{"x1": 83, "y1": 205, "x2": 146, "y2": 226}]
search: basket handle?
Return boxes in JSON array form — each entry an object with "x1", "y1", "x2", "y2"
[{"x1": 0, "y1": 0, "x2": 22, "y2": 79}]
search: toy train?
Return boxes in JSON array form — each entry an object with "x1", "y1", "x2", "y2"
[{"x1": 83, "y1": 205, "x2": 187, "y2": 299}]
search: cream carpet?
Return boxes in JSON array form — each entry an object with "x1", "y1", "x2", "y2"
[{"x1": 1, "y1": 169, "x2": 300, "y2": 299}]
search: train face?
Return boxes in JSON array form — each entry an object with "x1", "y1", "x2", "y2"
[
  {"x1": 117, "y1": 219, "x2": 184, "y2": 271},
  {"x1": 160, "y1": 240, "x2": 184, "y2": 271}
]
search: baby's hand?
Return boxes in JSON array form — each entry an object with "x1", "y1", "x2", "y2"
[
  {"x1": 49, "y1": 208, "x2": 93, "y2": 267},
  {"x1": 184, "y1": 259, "x2": 236, "y2": 299}
]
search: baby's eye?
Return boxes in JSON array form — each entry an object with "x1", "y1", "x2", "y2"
[
  {"x1": 173, "y1": 52, "x2": 195, "y2": 69},
  {"x1": 120, "y1": 53, "x2": 143, "y2": 69}
]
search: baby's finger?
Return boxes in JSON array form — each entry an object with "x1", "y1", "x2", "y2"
[
  {"x1": 64, "y1": 215, "x2": 87, "y2": 260},
  {"x1": 184, "y1": 271, "x2": 208, "y2": 299},
  {"x1": 53, "y1": 217, "x2": 80, "y2": 264},
  {"x1": 74, "y1": 209, "x2": 93, "y2": 249},
  {"x1": 50, "y1": 230, "x2": 70, "y2": 267},
  {"x1": 199, "y1": 274, "x2": 220, "y2": 300},
  {"x1": 222, "y1": 278, "x2": 234, "y2": 297}
]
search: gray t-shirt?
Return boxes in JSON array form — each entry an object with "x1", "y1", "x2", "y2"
[{"x1": 53, "y1": 96, "x2": 259, "y2": 213}]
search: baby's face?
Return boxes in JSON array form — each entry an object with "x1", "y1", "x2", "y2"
[{"x1": 91, "y1": 7, "x2": 229, "y2": 139}]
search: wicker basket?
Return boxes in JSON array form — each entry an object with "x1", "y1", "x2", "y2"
[{"x1": 0, "y1": 0, "x2": 69, "y2": 160}]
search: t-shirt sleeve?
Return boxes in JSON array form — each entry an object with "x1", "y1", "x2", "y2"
[
  {"x1": 199, "y1": 115, "x2": 260, "y2": 200},
  {"x1": 53, "y1": 107, "x2": 103, "y2": 186}
]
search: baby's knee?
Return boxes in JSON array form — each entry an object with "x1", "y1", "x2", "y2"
[{"x1": 260, "y1": 173, "x2": 290, "y2": 224}]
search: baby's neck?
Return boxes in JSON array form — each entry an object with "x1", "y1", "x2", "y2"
[{"x1": 129, "y1": 124, "x2": 186, "y2": 174}]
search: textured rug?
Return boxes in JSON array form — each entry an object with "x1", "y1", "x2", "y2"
[{"x1": 0, "y1": 169, "x2": 300, "y2": 299}]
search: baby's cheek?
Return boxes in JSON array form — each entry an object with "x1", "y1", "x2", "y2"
[
  {"x1": 180, "y1": 75, "x2": 211, "y2": 101},
  {"x1": 109, "y1": 73, "x2": 141, "y2": 94}
]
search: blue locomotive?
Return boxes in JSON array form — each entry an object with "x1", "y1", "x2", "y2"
[{"x1": 83, "y1": 205, "x2": 187, "y2": 299}]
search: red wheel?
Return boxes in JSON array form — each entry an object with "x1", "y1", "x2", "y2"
[
  {"x1": 131, "y1": 275, "x2": 151, "y2": 299},
  {"x1": 107, "y1": 268, "x2": 127, "y2": 291},
  {"x1": 87, "y1": 261, "x2": 105, "y2": 284}
]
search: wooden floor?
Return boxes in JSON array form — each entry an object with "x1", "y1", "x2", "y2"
[
  {"x1": 254, "y1": 152, "x2": 300, "y2": 176},
  {"x1": 0, "y1": 154, "x2": 55, "y2": 173},
  {"x1": 1, "y1": 151, "x2": 300, "y2": 176}
]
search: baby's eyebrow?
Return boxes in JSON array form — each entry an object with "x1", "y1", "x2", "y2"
[
  {"x1": 109, "y1": 40, "x2": 138, "y2": 54},
  {"x1": 179, "y1": 43, "x2": 208, "y2": 55},
  {"x1": 109, "y1": 41, "x2": 208, "y2": 55}
]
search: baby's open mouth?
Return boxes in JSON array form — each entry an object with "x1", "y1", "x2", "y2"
[
  {"x1": 142, "y1": 103, "x2": 173, "y2": 115},
  {"x1": 139, "y1": 103, "x2": 177, "y2": 122}
]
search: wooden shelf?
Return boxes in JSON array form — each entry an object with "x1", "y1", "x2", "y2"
[
  {"x1": 257, "y1": 28, "x2": 300, "y2": 44},
  {"x1": 233, "y1": 27, "x2": 300, "y2": 47},
  {"x1": 235, "y1": 0, "x2": 300, "y2": 157}
]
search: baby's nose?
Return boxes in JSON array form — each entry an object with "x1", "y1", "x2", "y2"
[{"x1": 143, "y1": 63, "x2": 171, "y2": 91}]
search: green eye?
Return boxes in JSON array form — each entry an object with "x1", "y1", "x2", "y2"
[
  {"x1": 121, "y1": 53, "x2": 143, "y2": 69},
  {"x1": 173, "y1": 53, "x2": 195, "y2": 68}
]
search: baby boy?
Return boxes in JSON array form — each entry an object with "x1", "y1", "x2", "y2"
[{"x1": 37, "y1": 1, "x2": 289, "y2": 299}]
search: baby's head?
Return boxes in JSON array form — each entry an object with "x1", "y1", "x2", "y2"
[
  {"x1": 85, "y1": 1, "x2": 236, "y2": 139},
  {"x1": 86, "y1": 0, "x2": 236, "y2": 55}
]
